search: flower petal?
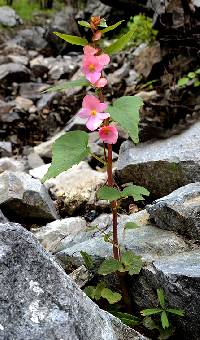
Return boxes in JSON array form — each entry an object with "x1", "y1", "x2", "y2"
[
  {"x1": 97, "y1": 102, "x2": 108, "y2": 112},
  {"x1": 95, "y1": 78, "x2": 108, "y2": 88},
  {"x1": 97, "y1": 112, "x2": 110, "y2": 119},
  {"x1": 86, "y1": 116, "x2": 103, "y2": 131},
  {"x1": 86, "y1": 71, "x2": 101, "y2": 84},
  {"x1": 97, "y1": 54, "x2": 110, "y2": 66},
  {"x1": 82, "y1": 95, "x2": 100, "y2": 110},
  {"x1": 99, "y1": 125, "x2": 118, "y2": 144},
  {"x1": 78, "y1": 108, "x2": 90, "y2": 118}
]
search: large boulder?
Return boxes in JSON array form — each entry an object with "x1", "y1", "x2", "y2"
[
  {"x1": 0, "y1": 221, "x2": 147, "y2": 340},
  {"x1": 147, "y1": 183, "x2": 200, "y2": 241},
  {"x1": 117, "y1": 122, "x2": 200, "y2": 198},
  {"x1": 0, "y1": 171, "x2": 59, "y2": 223}
]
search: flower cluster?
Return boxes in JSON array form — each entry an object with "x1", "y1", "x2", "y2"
[{"x1": 78, "y1": 44, "x2": 118, "y2": 144}]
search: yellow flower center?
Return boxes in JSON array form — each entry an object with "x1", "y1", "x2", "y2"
[
  {"x1": 91, "y1": 109, "x2": 97, "y2": 116},
  {"x1": 88, "y1": 64, "x2": 95, "y2": 72}
]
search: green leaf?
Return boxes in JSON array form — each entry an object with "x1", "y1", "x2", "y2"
[
  {"x1": 121, "y1": 185, "x2": 150, "y2": 201},
  {"x1": 143, "y1": 316, "x2": 159, "y2": 330},
  {"x1": 194, "y1": 80, "x2": 200, "y2": 87},
  {"x1": 141, "y1": 308, "x2": 163, "y2": 316},
  {"x1": 157, "y1": 289, "x2": 165, "y2": 308},
  {"x1": 195, "y1": 68, "x2": 200, "y2": 74},
  {"x1": 188, "y1": 72, "x2": 196, "y2": 79},
  {"x1": 108, "y1": 96, "x2": 143, "y2": 143},
  {"x1": 166, "y1": 308, "x2": 184, "y2": 316},
  {"x1": 84, "y1": 286, "x2": 95, "y2": 299},
  {"x1": 104, "y1": 232, "x2": 113, "y2": 243},
  {"x1": 98, "y1": 258, "x2": 122, "y2": 275},
  {"x1": 53, "y1": 32, "x2": 88, "y2": 46},
  {"x1": 97, "y1": 186, "x2": 121, "y2": 201},
  {"x1": 104, "y1": 27, "x2": 136, "y2": 54},
  {"x1": 42, "y1": 131, "x2": 90, "y2": 182},
  {"x1": 94, "y1": 282, "x2": 107, "y2": 300},
  {"x1": 78, "y1": 20, "x2": 91, "y2": 28},
  {"x1": 101, "y1": 288, "x2": 122, "y2": 304},
  {"x1": 112, "y1": 312, "x2": 141, "y2": 327},
  {"x1": 120, "y1": 251, "x2": 143, "y2": 275},
  {"x1": 124, "y1": 222, "x2": 139, "y2": 230},
  {"x1": 177, "y1": 77, "x2": 189, "y2": 87},
  {"x1": 161, "y1": 311, "x2": 169, "y2": 329},
  {"x1": 80, "y1": 251, "x2": 94, "y2": 269},
  {"x1": 101, "y1": 20, "x2": 125, "y2": 34},
  {"x1": 41, "y1": 77, "x2": 90, "y2": 93}
]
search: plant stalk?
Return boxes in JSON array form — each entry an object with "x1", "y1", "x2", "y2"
[{"x1": 107, "y1": 143, "x2": 120, "y2": 260}]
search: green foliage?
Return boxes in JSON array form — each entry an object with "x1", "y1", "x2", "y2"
[
  {"x1": 97, "y1": 184, "x2": 149, "y2": 203},
  {"x1": 143, "y1": 317, "x2": 175, "y2": 340},
  {"x1": 80, "y1": 251, "x2": 94, "y2": 269},
  {"x1": 120, "y1": 251, "x2": 143, "y2": 275},
  {"x1": 121, "y1": 185, "x2": 150, "y2": 201},
  {"x1": 141, "y1": 288, "x2": 184, "y2": 331},
  {"x1": 53, "y1": 32, "x2": 88, "y2": 46},
  {"x1": 98, "y1": 251, "x2": 143, "y2": 276},
  {"x1": 42, "y1": 77, "x2": 90, "y2": 93},
  {"x1": 42, "y1": 131, "x2": 90, "y2": 182},
  {"x1": 108, "y1": 96, "x2": 143, "y2": 144},
  {"x1": 78, "y1": 20, "x2": 91, "y2": 28},
  {"x1": 177, "y1": 68, "x2": 200, "y2": 88},
  {"x1": 98, "y1": 258, "x2": 122, "y2": 275},
  {"x1": 84, "y1": 282, "x2": 122, "y2": 304},
  {"x1": 126, "y1": 14, "x2": 158, "y2": 47},
  {"x1": 97, "y1": 186, "x2": 121, "y2": 201},
  {"x1": 104, "y1": 27, "x2": 137, "y2": 55},
  {"x1": 124, "y1": 222, "x2": 139, "y2": 230},
  {"x1": 101, "y1": 20, "x2": 125, "y2": 34},
  {"x1": 101, "y1": 288, "x2": 122, "y2": 304},
  {"x1": 112, "y1": 312, "x2": 141, "y2": 327}
]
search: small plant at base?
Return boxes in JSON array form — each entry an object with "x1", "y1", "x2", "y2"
[
  {"x1": 141, "y1": 289, "x2": 184, "y2": 339},
  {"x1": 177, "y1": 68, "x2": 200, "y2": 88}
]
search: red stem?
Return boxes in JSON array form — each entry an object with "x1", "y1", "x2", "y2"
[{"x1": 107, "y1": 144, "x2": 120, "y2": 260}]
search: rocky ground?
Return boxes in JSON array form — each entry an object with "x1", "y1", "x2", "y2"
[{"x1": 0, "y1": 1, "x2": 200, "y2": 339}]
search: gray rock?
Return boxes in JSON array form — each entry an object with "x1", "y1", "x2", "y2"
[
  {"x1": 27, "y1": 152, "x2": 44, "y2": 169},
  {"x1": 48, "y1": 56, "x2": 79, "y2": 80},
  {"x1": 33, "y1": 217, "x2": 87, "y2": 252},
  {"x1": 0, "y1": 6, "x2": 22, "y2": 27},
  {"x1": 134, "y1": 42, "x2": 161, "y2": 78},
  {"x1": 0, "y1": 142, "x2": 12, "y2": 157},
  {"x1": 57, "y1": 210, "x2": 190, "y2": 266},
  {"x1": 131, "y1": 251, "x2": 200, "y2": 340},
  {"x1": 69, "y1": 265, "x2": 93, "y2": 288},
  {"x1": 19, "y1": 82, "x2": 48, "y2": 100},
  {"x1": 46, "y1": 7, "x2": 80, "y2": 53},
  {"x1": 0, "y1": 209, "x2": 8, "y2": 223},
  {"x1": 13, "y1": 27, "x2": 48, "y2": 52},
  {"x1": 147, "y1": 183, "x2": 200, "y2": 241},
  {"x1": 15, "y1": 96, "x2": 34, "y2": 111},
  {"x1": 0, "y1": 171, "x2": 59, "y2": 223},
  {"x1": 0, "y1": 63, "x2": 30, "y2": 84},
  {"x1": 36, "y1": 93, "x2": 60, "y2": 111},
  {"x1": 0, "y1": 221, "x2": 147, "y2": 340},
  {"x1": 0, "y1": 157, "x2": 25, "y2": 173},
  {"x1": 7, "y1": 54, "x2": 29, "y2": 65},
  {"x1": 117, "y1": 122, "x2": 200, "y2": 197}
]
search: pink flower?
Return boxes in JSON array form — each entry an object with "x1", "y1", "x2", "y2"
[
  {"x1": 95, "y1": 77, "x2": 108, "y2": 88},
  {"x1": 99, "y1": 125, "x2": 118, "y2": 144},
  {"x1": 78, "y1": 95, "x2": 110, "y2": 131},
  {"x1": 82, "y1": 53, "x2": 110, "y2": 84}
]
